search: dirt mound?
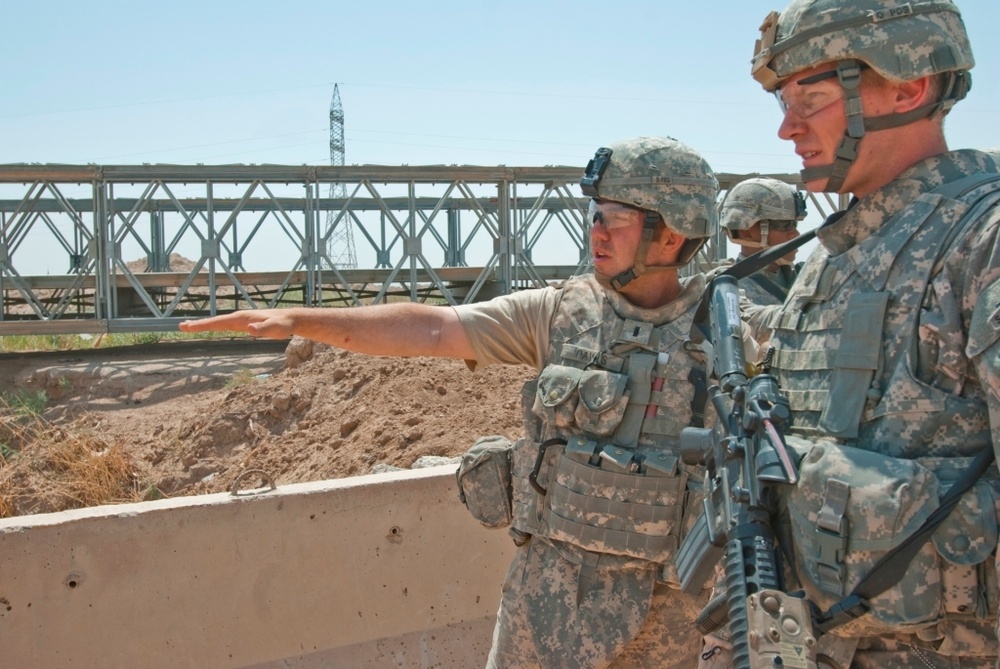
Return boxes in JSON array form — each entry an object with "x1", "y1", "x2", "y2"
[
  {"x1": 125, "y1": 252, "x2": 200, "y2": 273},
  {"x1": 160, "y1": 343, "x2": 532, "y2": 495},
  {"x1": 0, "y1": 339, "x2": 534, "y2": 516}
]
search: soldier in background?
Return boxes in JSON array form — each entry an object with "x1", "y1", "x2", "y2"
[
  {"x1": 182, "y1": 136, "x2": 729, "y2": 669},
  {"x1": 701, "y1": 1, "x2": 1000, "y2": 667},
  {"x1": 719, "y1": 177, "x2": 806, "y2": 305}
]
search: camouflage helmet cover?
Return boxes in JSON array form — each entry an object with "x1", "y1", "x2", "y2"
[
  {"x1": 581, "y1": 136, "x2": 719, "y2": 240},
  {"x1": 752, "y1": 0, "x2": 975, "y2": 92},
  {"x1": 719, "y1": 177, "x2": 807, "y2": 232}
]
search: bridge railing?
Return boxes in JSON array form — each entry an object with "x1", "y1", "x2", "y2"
[{"x1": 0, "y1": 164, "x2": 835, "y2": 335}]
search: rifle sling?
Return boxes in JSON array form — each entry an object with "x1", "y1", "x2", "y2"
[
  {"x1": 749, "y1": 271, "x2": 793, "y2": 302},
  {"x1": 722, "y1": 228, "x2": 819, "y2": 281},
  {"x1": 692, "y1": 227, "x2": 821, "y2": 340}
]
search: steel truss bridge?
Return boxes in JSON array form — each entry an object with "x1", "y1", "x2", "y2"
[{"x1": 0, "y1": 163, "x2": 842, "y2": 336}]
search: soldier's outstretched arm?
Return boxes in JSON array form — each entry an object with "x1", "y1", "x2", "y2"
[{"x1": 178, "y1": 303, "x2": 476, "y2": 361}]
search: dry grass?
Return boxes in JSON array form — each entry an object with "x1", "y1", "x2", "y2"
[{"x1": 0, "y1": 397, "x2": 143, "y2": 518}]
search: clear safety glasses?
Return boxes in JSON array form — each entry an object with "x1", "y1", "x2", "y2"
[
  {"x1": 587, "y1": 200, "x2": 644, "y2": 230},
  {"x1": 775, "y1": 69, "x2": 843, "y2": 119},
  {"x1": 766, "y1": 219, "x2": 798, "y2": 232}
]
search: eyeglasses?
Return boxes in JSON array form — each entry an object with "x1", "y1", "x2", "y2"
[
  {"x1": 775, "y1": 69, "x2": 843, "y2": 118},
  {"x1": 766, "y1": 219, "x2": 798, "y2": 232},
  {"x1": 588, "y1": 200, "x2": 645, "y2": 230}
]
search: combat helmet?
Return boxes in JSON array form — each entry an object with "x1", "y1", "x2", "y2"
[
  {"x1": 580, "y1": 136, "x2": 719, "y2": 290},
  {"x1": 751, "y1": 0, "x2": 974, "y2": 192},
  {"x1": 719, "y1": 177, "x2": 806, "y2": 250}
]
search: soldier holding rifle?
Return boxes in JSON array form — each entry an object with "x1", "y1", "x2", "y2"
[{"x1": 699, "y1": 1, "x2": 1000, "y2": 667}]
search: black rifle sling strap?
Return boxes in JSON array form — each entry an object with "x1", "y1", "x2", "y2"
[
  {"x1": 751, "y1": 272, "x2": 793, "y2": 303},
  {"x1": 721, "y1": 226, "x2": 820, "y2": 281},
  {"x1": 691, "y1": 223, "x2": 824, "y2": 340}
]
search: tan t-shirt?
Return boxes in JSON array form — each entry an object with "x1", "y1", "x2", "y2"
[{"x1": 452, "y1": 285, "x2": 560, "y2": 372}]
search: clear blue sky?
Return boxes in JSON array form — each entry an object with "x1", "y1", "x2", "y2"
[{"x1": 4, "y1": 0, "x2": 998, "y2": 175}]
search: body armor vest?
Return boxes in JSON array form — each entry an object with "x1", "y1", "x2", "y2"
[
  {"x1": 509, "y1": 275, "x2": 707, "y2": 574},
  {"x1": 764, "y1": 178, "x2": 1000, "y2": 458},
  {"x1": 763, "y1": 165, "x2": 1000, "y2": 640}
]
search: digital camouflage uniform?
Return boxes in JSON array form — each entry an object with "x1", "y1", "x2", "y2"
[
  {"x1": 719, "y1": 177, "x2": 807, "y2": 306},
  {"x1": 726, "y1": 1, "x2": 1000, "y2": 667},
  {"x1": 745, "y1": 149, "x2": 1000, "y2": 669},
  {"x1": 455, "y1": 137, "x2": 720, "y2": 668},
  {"x1": 467, "y1": 273, "x2": 712, "y2": 669}
]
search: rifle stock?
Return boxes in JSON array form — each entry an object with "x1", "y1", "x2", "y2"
[{"x1": 677, "y1": 275, "x2": 817, "y2": 669}]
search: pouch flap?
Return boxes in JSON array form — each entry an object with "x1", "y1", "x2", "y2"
[
  {"x1": 791, "y1": 440, "x2": 940, "y2": 552},
  {"x1": 537, "y1": 365, "x2": 583, "y2": 408},
  {"x1": 932, "y1": 480, "x2": 999, "y2": 566},
  {"x1": 456, "y1": 435, "x2": 514, "y2": 529},
  {"x1": 578, "y1": 369, "x2": 628, "y2": 414}
]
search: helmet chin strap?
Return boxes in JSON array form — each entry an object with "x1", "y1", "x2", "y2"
[
  {"x1": 800, "y1": 61, "x2": 969, "y2": 193},
  {"x1": 728, "y1": 222, "x2": 771, "y2": 250},
  {"x1": 594, "y1": 211, "x2": 696, "y2": 291},
  {"x1": 595, "y1": 211, "x2": 659, "y2": 291},
  {"x1": 800, "y1": 61, "x2": 865, "y2": 193},
  {"x1": 729, "y1": 223, "x2": 795, "y2": 266}
]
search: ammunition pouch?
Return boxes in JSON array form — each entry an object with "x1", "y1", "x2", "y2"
[
  {"x1": 786, "y1": 438, "x2": 999, "y2": 638},
  {"x1": 535, "y1": 364, "x2": 630, "y2": 438},
  {"x1": 456, "y1": 435, "x2": 514, "y2": 529},
  {"x1": 510, "y1": 435, "x2": 700, "y2": 583},
  {"x1": 541, "y1": 449, "x2": 685, "y2": 563}
]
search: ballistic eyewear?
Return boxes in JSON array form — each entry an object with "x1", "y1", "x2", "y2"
[
  {"x1": 766, "y1": 219, "x2": 798, "y2": 232},
  {"x1": 775, "y1": 69, "x2": 843, "y2": 118},
  {"x1": 587, "y1": 200, "x2": 646, "y2": 230}
]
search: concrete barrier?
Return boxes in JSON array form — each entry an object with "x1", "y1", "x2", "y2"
[{"x1": 0, "y1": 465, "x2": 516, "y2": 668}]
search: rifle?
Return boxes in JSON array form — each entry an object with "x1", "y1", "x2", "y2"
[{"x1": 676, "y1": 274, "x2": 817, "y2": 669}]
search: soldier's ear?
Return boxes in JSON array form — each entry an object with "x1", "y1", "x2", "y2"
[
  {"x1": 656, "y1": 227, "x2": 686, "y2": 260},
  {"x1": 734, "y1": 226, "x2": 763, "y2": 243},
  {"x1": 894, "y1": 76, "x2": 933, "y2": 114}
]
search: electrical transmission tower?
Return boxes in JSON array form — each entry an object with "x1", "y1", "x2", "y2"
[{"x1": 325, "y1": 84, "x2": 357, "y2": 268}]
